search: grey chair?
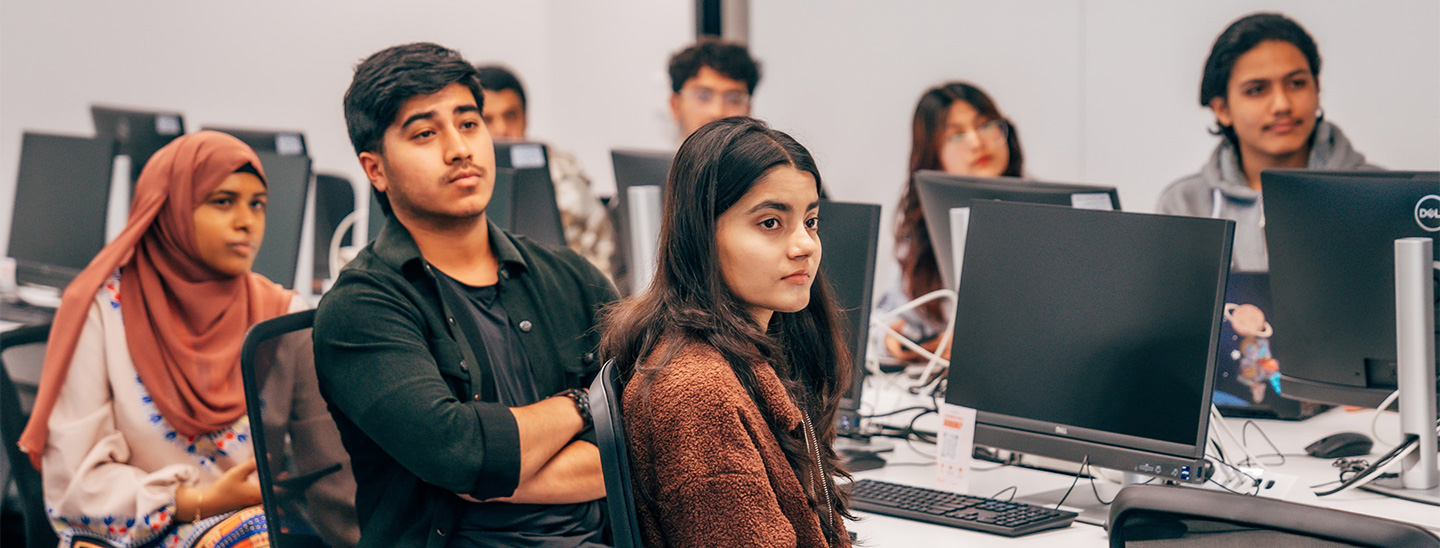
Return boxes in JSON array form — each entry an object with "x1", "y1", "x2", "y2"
[
  {"x1": 1108, "y1": 484, "x2": 1440, "y2": 547},
  {"x1": 589, "y1": 360, "x2": 643, "y2": 548},
  {"x1": 1, "y1": 323, "x2": 58, "y2": 548},
  {"x1": 240, "y1": 310, "x2": 360, "y2": 548}
]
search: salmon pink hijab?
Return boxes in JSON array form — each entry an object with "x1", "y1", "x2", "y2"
[{"x1": 19, "y1": 131, "x2": 294, "y2": 470}]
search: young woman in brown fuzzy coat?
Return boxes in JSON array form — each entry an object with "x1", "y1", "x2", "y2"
[{"x1": 599, "y1": 116, "x2": 854, "y2": 547}]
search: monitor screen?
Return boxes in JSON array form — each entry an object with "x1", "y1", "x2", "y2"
[
  {"x1": 91, "y1": 105, "x2": 185, "y2": 184},
  {"x1": 913, "y1": 171, "x2": 1121, "y2": 291},
  {"x1": 946, "y1": 200, "x2": 1232, "y2": 481},
  {"x1": 611, "y1": 148, "x2": 674, "y2": 201},
  {"x1": 203, "y1": 127, "x2": 308, "y2": 157},
  {"x1": 1263, "y1": 169, "x2": 1440, "y2": 408},
  {"x1": 312, "y1": 173, "x2": 356, "y2": 284},
  {"x1": 816, "y1": 201, "x2": 881, "y2": 433},
  {"x1": 7, "y1": 132, "x2": 116, "y2": 289},
  {"x1": 250, "y1": 152, "x2": 311, "y2": 289}
]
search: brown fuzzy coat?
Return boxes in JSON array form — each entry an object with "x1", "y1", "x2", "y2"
[{"x1": 623, "y1": 342, "x2": 850, "y2": 547}]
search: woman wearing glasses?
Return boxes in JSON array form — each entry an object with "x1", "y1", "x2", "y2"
[{"x1": 879, "y1": 82, "x2": 1026, "y2": 361}]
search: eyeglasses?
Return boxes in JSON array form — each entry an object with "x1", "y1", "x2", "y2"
[
  {"x1": 946, "y1": 118, "x2": 1009, "y2": 149},
  {"x1": 679, "y1": 86, "x2": 751, "y2": 108}
]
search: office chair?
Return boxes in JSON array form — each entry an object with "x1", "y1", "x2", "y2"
[
  {"x1": 1108, "y1": 484, "x2": 1440, "y2": 547},
  {"x1": 240, "y1": 310, "x2": 360, "y2": 548},
  {"x1": 1, "y1": 323, "x2": 59, "y2": 548},
  {"x1": 589, "y1": 360, "x2": 643, "y2": 548}
]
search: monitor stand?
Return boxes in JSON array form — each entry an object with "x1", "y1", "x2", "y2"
[
  {"x1": 1014, "y1": 470, "x2": 1143, "y2": 526},
  {"x1": 835, "y1": 436, "x2": 894, "y2": 472}
]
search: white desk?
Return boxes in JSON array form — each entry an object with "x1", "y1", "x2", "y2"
[{"x1": 845, "y1": 387, "x2": 1440, "y2": 546}]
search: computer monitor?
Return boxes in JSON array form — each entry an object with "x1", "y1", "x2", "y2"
[
  {"x1": 91, "y1": 105, "x2": 185, "y2": 184},
  {"x1": 817, "y1": 201, "x2": 881, "y2": 440},
  {"x1": 365, "y1": 168, "x2": 565, "y2": 249},
  {"x1": 946, "y1": 200, "x2": 1232, "y2": 523},
  {"x1": 610, "y1": 149, "x2": 676, "y2": 294},
  {"x1": 611, "y1": 148, "x2": 675, "y2": 202},
  {"x1": 250, "y1": 152, "x2": 311, "y2": 289},
  {"x1": 7, "y1": 132, "x2": 116, "y2": 291},
  {"x1": 203, "y1": 126, "x2": 308, "y2": 157},
  {"x1": 1263, "y1": 169, "x2": 1440, "y2": 409},
  {"x1": 913, "y1": 171, "x2": 1121, "y2": 291}
]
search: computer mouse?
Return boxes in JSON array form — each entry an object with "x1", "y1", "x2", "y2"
[{"x1": 1305, "y1": 432, "x2": 1373, "y2": 459}]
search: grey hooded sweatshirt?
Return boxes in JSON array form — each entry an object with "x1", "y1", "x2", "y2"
[{"x1": 1156, "y1": 120, "x2": 1378, "y2": 271}]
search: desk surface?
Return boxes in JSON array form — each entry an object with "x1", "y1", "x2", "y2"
[{"x1": 845, "y1": 386, "x2": 1440, "y2": 546}]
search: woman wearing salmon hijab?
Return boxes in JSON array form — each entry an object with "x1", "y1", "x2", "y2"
[{"x1": 18, "y1": 131, "x2": 300, "y2": 548}]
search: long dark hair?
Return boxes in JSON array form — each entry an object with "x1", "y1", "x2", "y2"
[
  {"x1": 599, "y1": 116, "x2": 852, "y2": 543},
  {"x1": 895, "y1": 82, "x2": 1023, "y2": 323}
]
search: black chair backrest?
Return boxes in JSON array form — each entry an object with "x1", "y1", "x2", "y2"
[
  {"x1": 240, "y1": 310, "x2": 359, "y2": 548},
  {"x1": 1108, "y1": 485, "x2": 1440, "y2": 547},
  {"x1": 589, "y1": 360, "x2": 642, "y2": 548},
  {"x1": 1, "y1": 323, "x2": 60, "y2": 548}
]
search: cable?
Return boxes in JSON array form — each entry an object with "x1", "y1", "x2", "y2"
[
  {"x1": 1369, "y1": 389, "x2": 1401, "y2": 447},
  {"x1": 868, "y1": 288, "x2": 957, "y2": 389},
  {"x1": 1314, "y1": 433, "x2": 1419, "y2": 497},
  {"x1": 989, "y1": 485, "x2": 1018, "y2": 502},
  {"x1": 859, "y1": 405, "x2": 931, "y2": 419},
  {"x1": 1052, "y1": 455, "x2": 1089, "y2": 510},
  {"x1": 1241, "y1": 420, "x2": 1287, "y2": 466}
]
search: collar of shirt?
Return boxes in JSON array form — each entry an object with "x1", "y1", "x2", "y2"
[{"x1": 371, "y1": 215, "x2": 530, "y2": 280}]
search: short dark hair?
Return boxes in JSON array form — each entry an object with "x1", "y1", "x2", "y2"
[
  {"x1": 1200, "y1": 13, "x2": 1321, "y2": 144},
  {"x1": 667, "y1": 38, "x2": 761, "y2": 95},
  {"x1": 343, "y1": 42, "x2": 484, "y2": 215},
  {"x1": 475, "y1": 65, "x2": 527, "y2": 113}
]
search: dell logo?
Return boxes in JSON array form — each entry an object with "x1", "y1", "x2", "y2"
[
  {"x1": 1055, "y1": 426, "x2": 1069, "y2": 435},
  {"x1": 1416, "y1": 195, "x2": 1440, "y2": 232}
]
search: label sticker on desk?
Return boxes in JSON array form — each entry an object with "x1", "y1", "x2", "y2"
[{"x1": 936, "y1": 403, "x2": 977, "y2": 493}]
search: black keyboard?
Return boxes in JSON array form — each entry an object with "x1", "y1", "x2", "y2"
[{"x1": 848, "y1": 479, "x2": 1078, "y2": 537}]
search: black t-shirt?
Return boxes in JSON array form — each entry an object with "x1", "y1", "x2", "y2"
[{"x1": 437, "y1": 272, "x2": 605, "y2": 548}]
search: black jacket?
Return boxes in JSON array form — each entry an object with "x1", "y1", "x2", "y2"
[{"x1": 313, "y1": 216, "x2": 616, "y2": 548}]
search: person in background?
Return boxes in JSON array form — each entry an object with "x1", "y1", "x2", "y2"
[
  {"x1": 601, "y1": 116, "x2": 853, "y2": 546},
  {"x1": 879, "y1": 82, "x2": 1026, "y2": 362},
  {"x1": 475, "y1": 64, "x2": 616, "y2": 277},
  {"x1": 1157, "y1": 12, "x2": 1378, "y2": 272},
  {"x1": 21, "y1": 132, "x2": 306, "y2": 548},
  {"x1": 667, "y1": 38, "x2": 761, "y2": 139}
]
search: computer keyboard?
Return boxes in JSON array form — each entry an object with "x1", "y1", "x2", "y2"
[{"x1": 848, "y1": 479, "x2": 1078, "y2": 537}]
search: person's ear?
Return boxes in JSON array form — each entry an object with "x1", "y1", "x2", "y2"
[
  {"x1": 359, "y1": 151, "x2": 387, "y2": 194},
  {"x1": 1209, "y1": 96, "x2": 1233, "y2": 128},
  {"x1": 669, "y1": 93, "x2": 683, "y2": 122}
]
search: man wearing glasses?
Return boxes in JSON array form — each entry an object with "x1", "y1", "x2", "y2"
[{"x1": 667, "y1": 38, "x2": 761, "y2": 139}]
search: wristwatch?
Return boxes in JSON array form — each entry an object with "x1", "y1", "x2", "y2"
[{"x1": 556, "y1": 388, "x2": 592, "y2": 429}]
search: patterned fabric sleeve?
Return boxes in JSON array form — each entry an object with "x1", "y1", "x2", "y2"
[{"x1": 42, "y1": 296, "x2": 196, "y2": 547}]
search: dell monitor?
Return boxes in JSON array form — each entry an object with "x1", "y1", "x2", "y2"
[
  {"x1": 945, "y1": 200, "x2": 1232, "y2": 523},
  {"x1": 816, "y1": 201, "x2": 882, "y2": 445},
  {"x1": 6, "y1": 132, "x2": 116, "y2": 293},
  {"x1": 913, "y1": 171, "x2": 1121, "y2": 291},
  {"x1": 91, "y1": 105, "x2": 185, "y2": 185},
  {"x1": 1263, "y1": 169, "x2": 1440, "y2": 410},
  {"x1": 203, "y1": 126, "x2": 308, "y2": 157},
  {"x1": 249, "y1": 152, "x2": 311, "y2": 289},
  {"x1": 311, "y1": 173, "x2": 356, "y2": 289}
]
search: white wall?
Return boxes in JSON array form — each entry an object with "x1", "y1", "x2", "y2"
[
  {"x1": 3, "y1": 1, "x2": 1438, "y2": 287},
  {"x1": 752, "y1": 0, "x2": 1440, "y2": 291},
  {"x1": 0, "y1": 0, "x2": 692, "y2": 258}
]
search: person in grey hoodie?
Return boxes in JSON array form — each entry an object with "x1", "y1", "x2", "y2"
[{"x1": 1157, "y1": 13, "x2": 1378, "y2": 272}]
